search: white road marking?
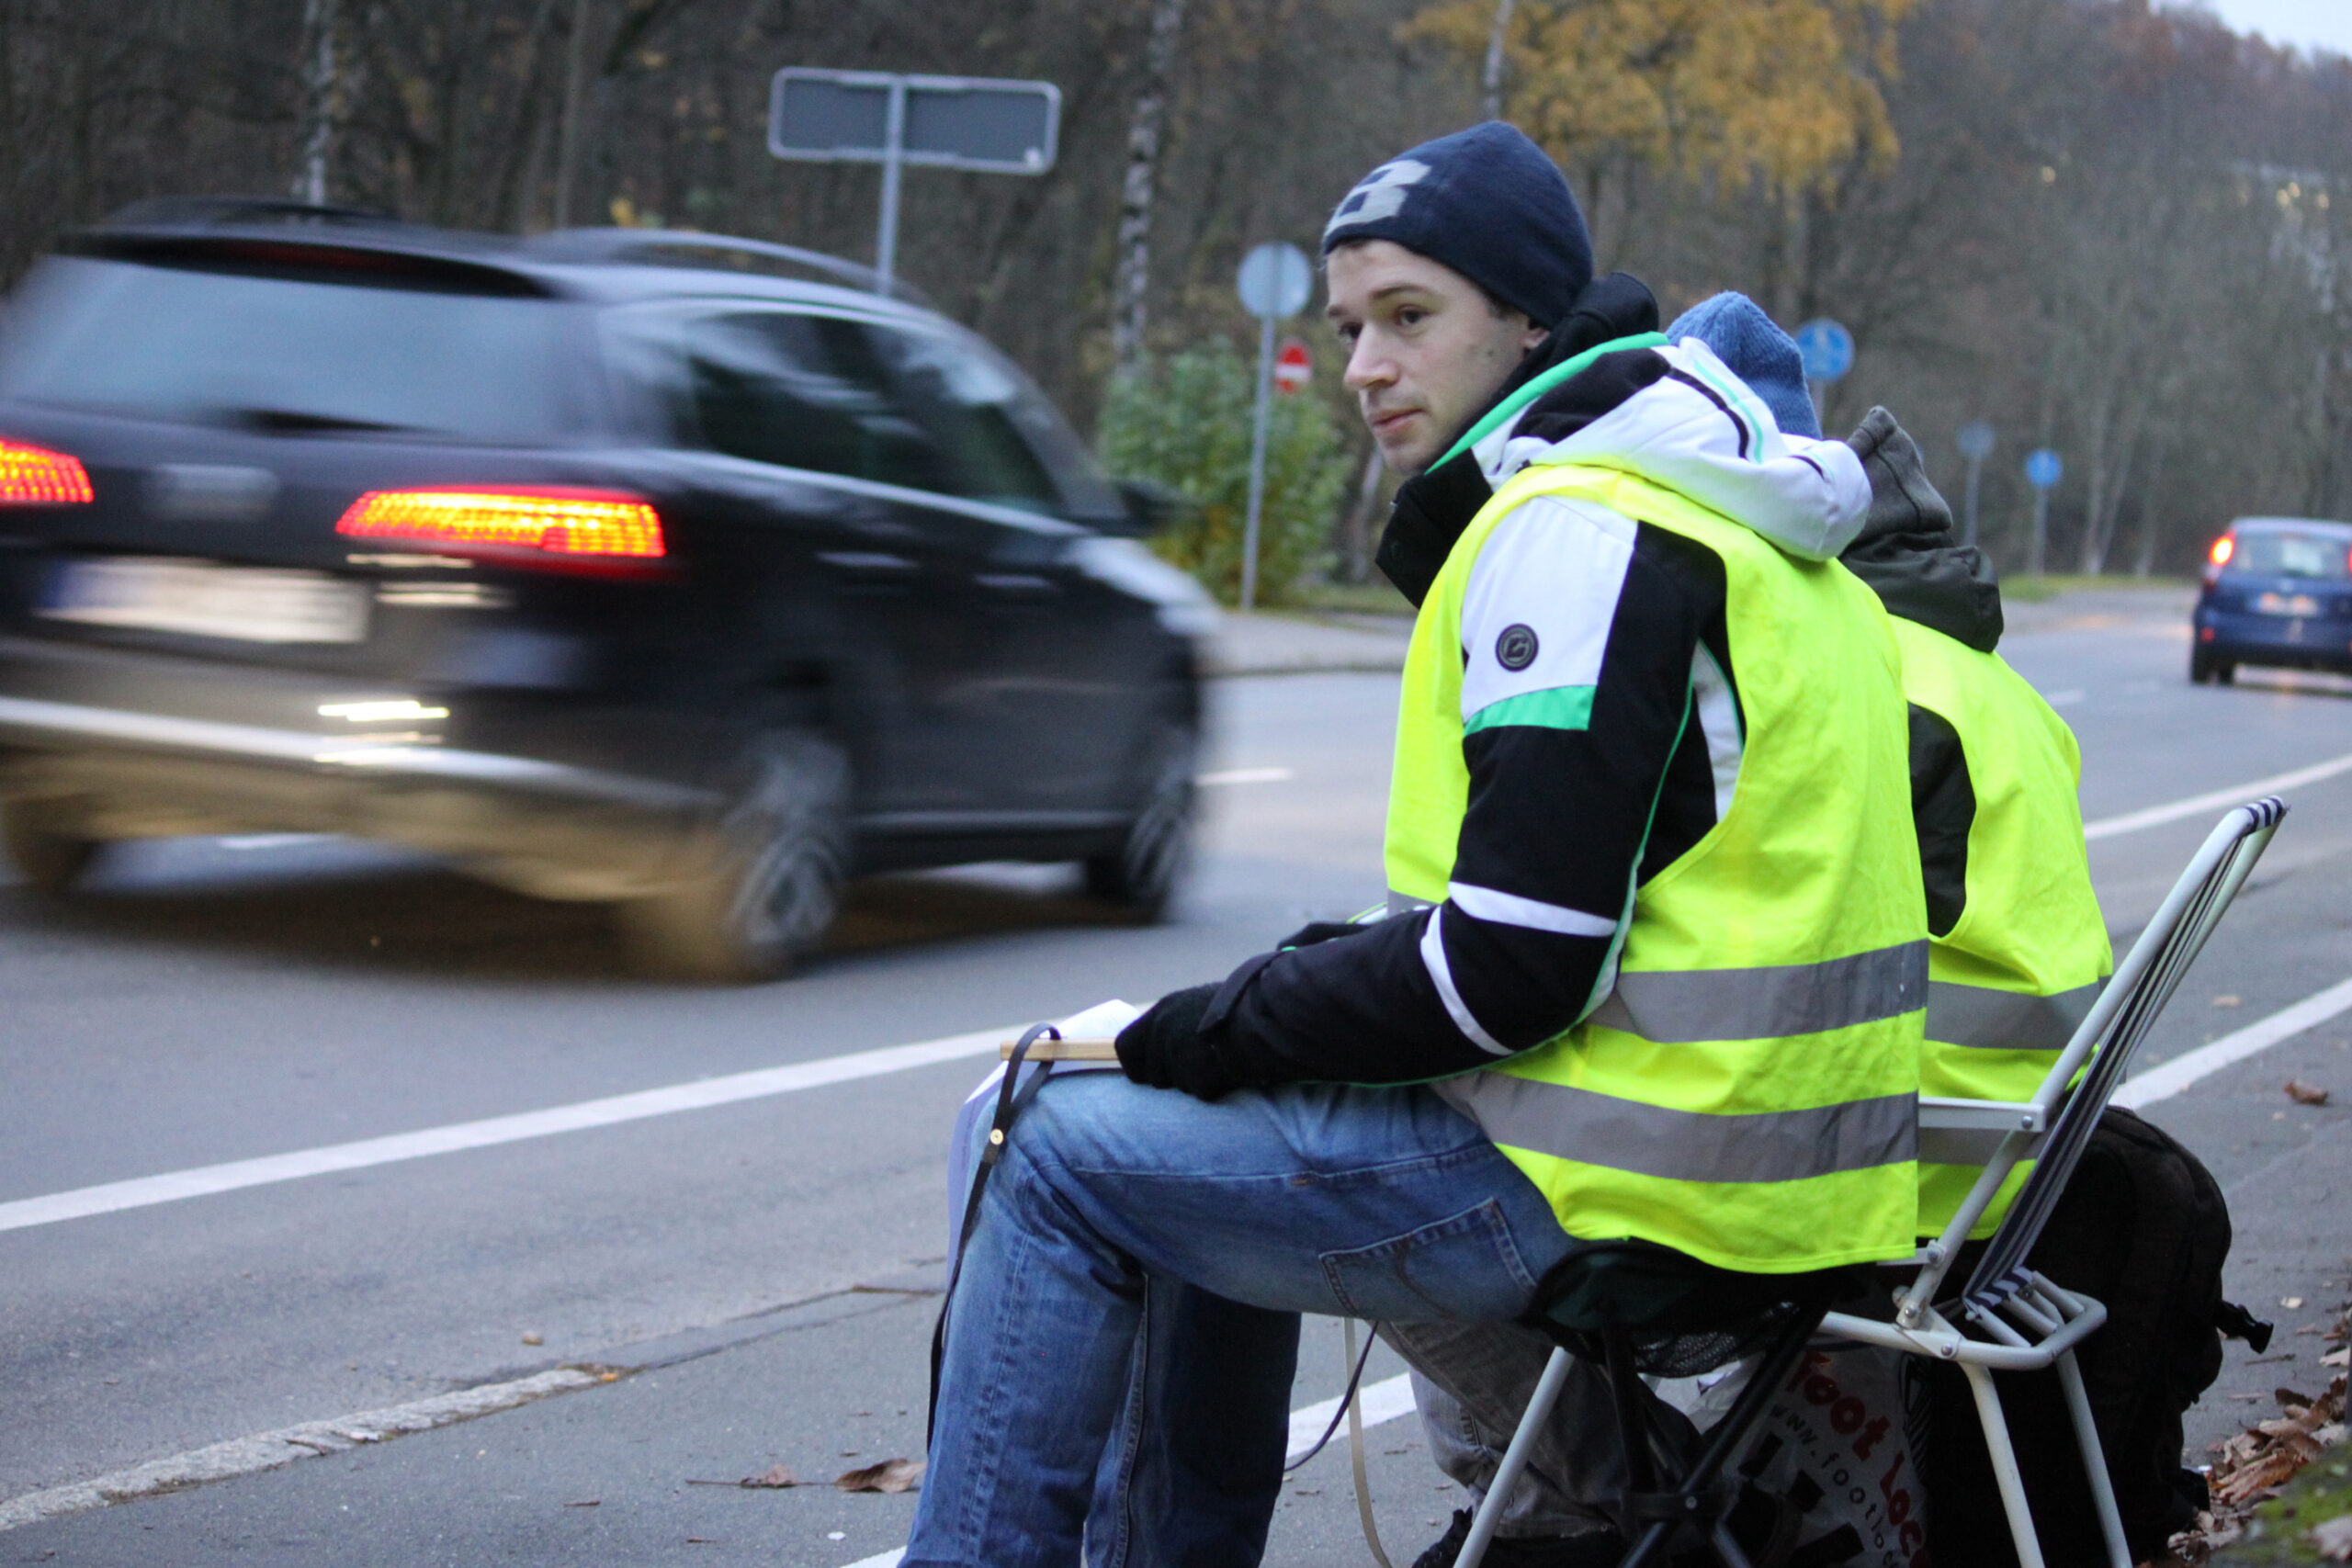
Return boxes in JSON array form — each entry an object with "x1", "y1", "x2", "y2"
[
  {"x1": 2116, "y1": 974, "x2": 2352, "y2": 1109},
  {"x1": 2083, "y1": 748, "x2": 2352, "y2": 840},
  {"x1": 215, "y1": 833, "x2": 328, "y2": 852},
  {"x1": 0, "y1": 1024, "x2": 1012, "y2": 1235},
  {"x1": 0, "y1": 1366, "x2": 600, "y2": 1532},
  {"x1": 829, "y1": 1372, "x2": 1420, "y2": 1568},
  {"x1": 1286, "y1": 1371, "x2": 1417, "y2": 1466},
  {"x1": 1197, "y1": 767, "x2": 1295, "y2": 785}
]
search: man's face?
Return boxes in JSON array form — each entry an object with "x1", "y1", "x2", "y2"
[{"x1": 1325, "y1": 239, "x2": 1547, "y2": 475}]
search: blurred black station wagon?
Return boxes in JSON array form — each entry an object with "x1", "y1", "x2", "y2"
[{"x1": 0, "y1": 200, "x2": 1211, "y2": 978}]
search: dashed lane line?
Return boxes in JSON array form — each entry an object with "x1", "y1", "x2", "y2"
[
  {"x1": 2083, "y1": 748, "x2": 2352, "y2": 840},
  {"x1": 0, "y1": 1024, "x2": 1012, "y2": 1235}
]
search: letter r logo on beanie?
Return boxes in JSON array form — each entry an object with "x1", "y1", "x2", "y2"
[{"x1": 1325, "y1": 160, "x2": 1430, "y2": 240}]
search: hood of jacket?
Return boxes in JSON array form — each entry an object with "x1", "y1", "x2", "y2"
[
  {"x1": 1377, "y1": 277, "x2": 1871, "y2": 605},
  {"x1": 1840, "y1": 407, "x2": 2003, "y2": 653}
]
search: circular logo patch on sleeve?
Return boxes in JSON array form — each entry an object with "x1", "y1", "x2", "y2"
[{"x1": 1495, "y1": 624, "x2": 1540, "y2": 671}]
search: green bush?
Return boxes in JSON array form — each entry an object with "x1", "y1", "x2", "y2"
[{"x1": 1098, "y1": 337, "x2": 1351, "y2": 606}]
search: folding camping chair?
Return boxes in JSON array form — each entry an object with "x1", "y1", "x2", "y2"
[{"x1": 1454, "y1": 797, "x2": 2288, "y2": 1568}]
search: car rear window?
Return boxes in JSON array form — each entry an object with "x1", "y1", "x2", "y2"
[
  {"x1": 0, "y1": 255, "x2": 583, "y2": 442},
  {"x1": 2231, "y1": 527, "x2": 2352, "y2": 579}
]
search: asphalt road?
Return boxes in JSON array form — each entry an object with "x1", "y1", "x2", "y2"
[{"x1": 3, "y1": 585, "x2": 2349, "y2": 1566}]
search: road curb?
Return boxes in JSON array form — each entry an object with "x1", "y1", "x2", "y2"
[{"x1": 0, "y1": 1366, "x2": 604, "y2": 1532}]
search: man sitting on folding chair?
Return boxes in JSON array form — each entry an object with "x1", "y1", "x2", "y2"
[
  {"x1": 1394, "y1": 301, "x2": 2115, "y2": 1567},
  {"x1": 905, "y1": 123, "x2": 1929, "y2": 1568}
]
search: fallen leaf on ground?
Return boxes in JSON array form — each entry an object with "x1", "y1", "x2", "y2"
[
  {"x1": 836, "y1": 1457, "x2": 925, "y2": 1494},
  {"x1": 2326, "y1": 1348, "x2": 2350, "y2": 1368},
  {"x1": 563, "y1": 1499, "x2": 599, "y2": 1507},
  {"x1": 740, "y1": 1463, "x2": 799, "y2": 1489},
  {"x1": 2287, "y1": 1298, "x2": 2308, "y2": 1310},
  {"x1": 2288, "y1": 1080, "x2": 2332, "y2": 1106},
  {"x1": 520, "y1": 1331, "x2": 543, "y2": 1346},
  {"x1": 2311, "y1": 1514, "x2": 2352, "y2": 1562}
]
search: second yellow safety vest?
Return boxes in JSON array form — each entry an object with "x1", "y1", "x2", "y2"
[{"x1": 1892, "y1": 616, "x2": 2113, "y2": 1236}]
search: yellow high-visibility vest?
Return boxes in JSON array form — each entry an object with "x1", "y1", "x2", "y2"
[
  {"x1": 1390, "y1": 461, "x2": 1926, "y2": 1274},
  {"x1": 1892, "y1": 616, "x2": 2112, "y2": 1236}
]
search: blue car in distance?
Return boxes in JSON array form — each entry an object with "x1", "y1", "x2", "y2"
[{"x1": 2191, "y1": 516, "x2": 2352, "y2": 684}]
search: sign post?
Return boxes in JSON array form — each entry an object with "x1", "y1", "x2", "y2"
[
  {"x1": 1794, "y1": 318, "x2": 1855, "y2": 427},
  {"x1": 1956, "y1": 421, "x2": 1996, "y2": 548},
  {"x1": 2023, "y1": 447, "x2": 2064, "y2": 577},
  {"x1": 1235, "y1": 242, "x2": 1313, "y2": 612},
  {"x1": 768, "y1": 69, "x2": 1060, "y2": 291}
]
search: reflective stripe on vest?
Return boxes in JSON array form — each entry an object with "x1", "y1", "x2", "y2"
[
  {"x1": 1442, "y1": 1077, "x2": 1918, "y2": 1184},
  {"x1": 1925, "y1": 976, "x2": 2104, "y2": 1053},
  {"x1": 1589, "y1": 941, "x2": 1928, "y2": 1043},
  {"x1": 1389, "y1": 460, "x2": 1925, "y2": 1275}
]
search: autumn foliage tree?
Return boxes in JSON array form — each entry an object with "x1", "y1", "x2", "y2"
[{"x1": 1406, "y1": 0, "x2": 1909, "y2": 203}]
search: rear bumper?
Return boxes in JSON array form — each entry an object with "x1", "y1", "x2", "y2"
[
  {"x1": 0, "y1": 637, "x2": 719, "y2": 899},
  {"x1": 2193, "y1": 606, "x2": 2352, "y2": 671}
]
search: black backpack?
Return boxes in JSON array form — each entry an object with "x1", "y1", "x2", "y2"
[{"x1": 1923, "y1": 1106, "x2": 2269, "y2": 1565}]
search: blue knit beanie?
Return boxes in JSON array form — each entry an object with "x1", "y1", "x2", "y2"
[
  {"x1": 1322, "y1": 122, "x2": 1593, "y2": 330},
  {"x1": 1667, "y1": 292, "x2": 1820, "y2": 438}
]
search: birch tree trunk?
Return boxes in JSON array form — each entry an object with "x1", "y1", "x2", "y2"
[
  {"x1": 1481, "y1": 0, "x2": 1516, "y2": 121},
  {"x1": 293, "y1": 0, "x2": 338, "y2": 203},
  {"x1": 1111, "y1": 0, "x2": 1186, "y2": 373}
]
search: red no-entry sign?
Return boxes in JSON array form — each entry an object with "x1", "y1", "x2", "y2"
[{"x1": 1273, "y1": 338, "x2": 1311, "y2": 394}]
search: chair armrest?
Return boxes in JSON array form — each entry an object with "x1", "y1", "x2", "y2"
[{"x1": 1918, "y1": 1097, "x2": 2047, "y2": 1166}]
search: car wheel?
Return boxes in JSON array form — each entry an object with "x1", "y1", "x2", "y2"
[
  {"x1": 1, "y1": 800, "x2": 107, "y2": 896},
  {"x1": 2215, "y1": 661, "x2": 2236, "y2": 685},
  {"x1": 1084, "y1": 727, "x2": 1195, "y2": 920},
  {"x1": 2189, "y1": 650, "x2": 2213, "y2": 684},
  {"x1": 616, "y1": 731, "x2": 849, "y2": 982}
]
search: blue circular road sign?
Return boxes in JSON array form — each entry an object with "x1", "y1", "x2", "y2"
[
  {"x1": 1794, "y1": 319, "x2": 1855, "y2": 382},
  {"x1": 2025, "y1": 448, "x2": 2064, "y2": 490},
  {"x1": 1237, "y1": 243, "x2": 1314, "y2": 320}
]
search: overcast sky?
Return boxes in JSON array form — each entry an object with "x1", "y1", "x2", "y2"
[{"x1": 2188, "y1": 0, "x2": 2352, "y2": 57}]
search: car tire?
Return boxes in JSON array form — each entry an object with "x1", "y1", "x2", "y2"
[
  {"x1": 616, "y1": 731, "x2": 850, "y2": 983},
  {"x1": 1, "y1": 800, "x2": 107, "y2": 896},
  {"x1": 2215, "y1": 661, "x2": 2236, "y2": 685},
  {"x1": 2190, "y1": 650, "x2": 2213, "y2": 684},
  {"x1": 1084, "y1": 727, "x2": 1195, "y2": 920}
]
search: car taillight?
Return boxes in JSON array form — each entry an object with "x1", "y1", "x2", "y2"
[
  {"x1": 2210, "y1": 536, "x2": 2234, "y2": 568},
  {"x1": 335, "y1": 489, "x2": 664, "y2": 558},
  {"x1": 0, "y1": 438, "x2": 95, "y2": 504}
]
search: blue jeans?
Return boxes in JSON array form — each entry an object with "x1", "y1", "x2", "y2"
[{"x1": 908, "y1": 1070, "x2": 1578, "y2": 1568}]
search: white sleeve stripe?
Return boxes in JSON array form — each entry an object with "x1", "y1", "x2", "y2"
[
  {"x1": 1419, "y1": 908, "x2": 1512, "y2": 1056},
  {"x1": 1449, "y1": 882, "x2": 1619, "y2": 938}
]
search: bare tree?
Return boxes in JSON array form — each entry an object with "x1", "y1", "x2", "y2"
[{"x1": 1111, "y1": 0, "x2": 1186, "y2": 372}]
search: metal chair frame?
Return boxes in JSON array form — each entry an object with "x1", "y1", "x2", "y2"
[{"x1": 1455, "y1": 799, "x2": 2287, "y2": 1568}]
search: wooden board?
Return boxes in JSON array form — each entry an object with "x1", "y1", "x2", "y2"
[{"x1": 998, "y1": 1037, "x2": 1120, "y2": 1061}]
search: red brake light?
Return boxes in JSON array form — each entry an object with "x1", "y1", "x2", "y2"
[
  {"x1": 2210, "y1": 535, "x2": 2233, "y2": 568},
  {"x1": 0, "y1": 439, "x2": 95, "y2": 504},
  {"x1": 335, "y1": 489, "x2": 664, "y2": 558}
]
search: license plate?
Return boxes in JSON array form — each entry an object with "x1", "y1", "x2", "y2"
[
  {"x1": 41, "y1": 557, "x2": 369, "y2": 644},
  {"x1": 2256, "y1": 592, "x2": 2321, "y2": 616}
]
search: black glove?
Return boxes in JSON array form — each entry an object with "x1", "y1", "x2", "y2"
[{"x1": 1115, "y1": 983, "x2": 1250, "y2": 1100}]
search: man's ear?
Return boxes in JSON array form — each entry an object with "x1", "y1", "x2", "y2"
[{"x1": 1517, "y1": 319, "x2": 1547, "y2": 354}]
